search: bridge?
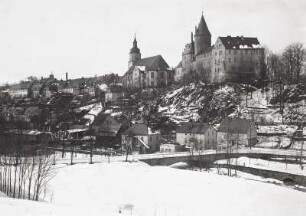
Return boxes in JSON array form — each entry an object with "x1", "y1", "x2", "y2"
[
  {"x1": 138, "y1": 148, "x2": 306, "y2": 187},
  {"x1": 49, "y1": 146, "x2": 306, "y2": 187},
  {"x1": 138, "y1": 148, "x2": 306, "y2": 166}
]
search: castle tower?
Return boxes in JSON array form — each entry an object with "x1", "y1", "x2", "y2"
[
  {"x1": 194, "y1": 13, "x2": 211, "y2": 55},
  {"x1": 128, "y1": 36, "x2": 141, "y2": 68}
]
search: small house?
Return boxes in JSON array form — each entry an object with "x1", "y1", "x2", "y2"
[
  {"x1": 176, "y1": 122, "x2": 217, "y2": 150},
  {"x1": 121, "y1": 124, "x2": 161, "y2": 153},
  {"x1": 217, "y1": 118, "x2": 257, "y2": 149},
  {"x1": 91, "y1": 114, "x2": 122, "y2": 148},
  {"x1": 105, "y1": 85, "x2": 125, "y2": 103}
]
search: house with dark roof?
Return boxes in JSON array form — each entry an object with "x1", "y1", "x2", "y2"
[
  {"x1": 105, "y1": 84, "x2": 125, "y2": 103},
  {"x1": 176, "y1": 122, "x2": 217, "y2": 150},
  {"x1": 91, "y1": 113, "x2": 122, "y2": 148},
  {"x1": 122, "y1": 37, "x2": 174, "y2": 89},
  {"x1": 60, "y1": 80, "x2": 80, "y2": 95},
  {"x1": 121, "y1": 123, "x2": 161, "y2": 153},
  {"x1": 217, "y1": 118, "x2": 257, "y2": 149}
]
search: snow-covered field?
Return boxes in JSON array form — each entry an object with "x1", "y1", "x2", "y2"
[{"x1": 1, "y1": 162, "x2": 306, "y2": 216}]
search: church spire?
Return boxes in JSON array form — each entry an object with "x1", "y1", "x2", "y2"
[
  {"x1": 130, "y1": 35, "x2": 140, "y2": 54},
  {"x1": 128, "y1": 35, "x2": 141, "y2": 68},
  {"x1": 133, "y1": 33, "x2": 137, "y2": 47}
]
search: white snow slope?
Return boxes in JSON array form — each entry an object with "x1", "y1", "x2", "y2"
[{"x1": 1, "y1": 162, "x2": 306, "y2": 216}]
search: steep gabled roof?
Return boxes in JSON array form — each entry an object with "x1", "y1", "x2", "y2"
[
  {"x1": 92, "y1": 113, "x2": 110, "y2": 126},
  {"x1": 218, "y1": 118, "x2": 253, "y2": 134},
  {"x1": 108, "y1": 85, "x2": 124, "y2": 93},
  {"x1": 92, "y1": 113, "x2": 122, "y2": 135},
  {"x1": 122, "y1": 124, "x2": 148, "y2": 136},
  {"x1": 176, "y1": 122, "x2": 210, "y2": 134},
  {"x1": 134, "y1": 55, "x2": 169, "y2": 71},
  {"x1": 176, "y1": 61, "x2": 182, "y2": 68},
  {"x1": 219, "y1": 36, "x2": 261, "y2": 49}
]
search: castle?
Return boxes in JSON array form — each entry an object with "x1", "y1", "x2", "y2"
[{"x1": 176, "y1": 13, "x2": 265, "y2": 83}]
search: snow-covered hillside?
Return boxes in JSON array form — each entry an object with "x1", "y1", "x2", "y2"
[
  {"x1": 1, "y1": 162, "x2": 306, "y2": 216},
  {"x1": 143, "y1": 83, "x2": 240, "y2": 125}
]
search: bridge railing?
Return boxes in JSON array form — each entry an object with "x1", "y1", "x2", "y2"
[{"x1": 135, "y1": 148, "x2": 305, "y2": 161}]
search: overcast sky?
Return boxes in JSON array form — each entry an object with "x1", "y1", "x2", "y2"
[{"x1": 0, "y1": 0, "x2": 305, "y2": 84}]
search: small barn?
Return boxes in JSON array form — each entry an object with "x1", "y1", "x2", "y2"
[
  {"x1": 217, "y1": 118, "x2": 257, "y2": 149},
  {"x1": 121, "y1": 124, "x2": 161, "y2": 153}
]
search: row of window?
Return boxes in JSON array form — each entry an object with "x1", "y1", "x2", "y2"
[
  {"x1": 214, "y1": 49, "x2": 261, "y2": 56},
  {"x1": 215, "y1": 68, "x2": 221, "y2": 73},
  {"x1": 216, "y1": 57, "x2": 258, "y2": 64}
]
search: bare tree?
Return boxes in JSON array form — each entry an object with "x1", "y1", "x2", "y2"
[
  {"x1": 33, "y1": 156, "x2": 55, "y2": 201},
  {"x1": 282, "y1": 42, "x2": 306, "y2": 83}
]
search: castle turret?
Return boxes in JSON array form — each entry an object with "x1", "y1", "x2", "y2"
[
  {"x1": 128, "y1": 36, "x2": 141, "y2": 68},
  {"x1": 194, "y1": 13, "x2": 211, "y2": 55}
]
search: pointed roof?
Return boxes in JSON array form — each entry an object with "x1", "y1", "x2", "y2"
[
  {"x1": 134, "y1": 55, "x2": 169, "y2": 71},
  {"x1": 130, "y1": 37, "x2": 140, "y2": 54},
  {"x1": 176, "y1": 61, "x2": 182, "y2": 68},
  {"x1": 195, "y1": 14, "x2": 211, "y2": 37}
]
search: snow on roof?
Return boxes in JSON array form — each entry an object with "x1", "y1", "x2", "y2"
[
  {"x1": 98, "y1": 84, "x2": 108, "y2": 92},
  {"x1": 8, "y1": 130, "x2": 48, "y2": 135},
  {"x1": 79, "y1": 102, "x2": 104, "y2": 125},
  {"x1": 65, "y1": 128, "x2": 88, "y2": 134},
  {"x1": 148, "y1": 127, "x2": 160, "y2": 135}
]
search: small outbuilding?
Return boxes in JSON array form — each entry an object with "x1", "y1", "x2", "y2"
[
  {"x1": 217, "y1": 118, "x2": 257, "y2": 149},
  {"x1": 121, "y1": 124, "x2": 161, "y2": 153}
]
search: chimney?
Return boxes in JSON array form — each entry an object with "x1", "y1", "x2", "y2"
[{"x1": 66, "y1": 72, "x2": 68, "y2": 81}]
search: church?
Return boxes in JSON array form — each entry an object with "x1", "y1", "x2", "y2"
[
  {"x1": 122, "y1": 37, "x2": 173, "y2": 89},
  {"x1": 176, "y1": 13, "x2": 265, "y2": 83}
]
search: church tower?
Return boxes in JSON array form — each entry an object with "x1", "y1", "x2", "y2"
[
  {"x1": 128, "y1": 36, "x2": 141, "y2": 68},
  {"x1": 194, "y1": 13, "x2": 211, "y2": 55}
]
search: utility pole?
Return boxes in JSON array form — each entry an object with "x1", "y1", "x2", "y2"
[
  {"x1": 300, "y1": 100, "x2": 305, "y2": 170},
  {"x1": 275, "y1": 79, "x2": 284, "y2": 123},
  {"x1": 89, "y1": 138, "x2": 93, "y2": 164},
  {"x1": 245, "y1": 84, "x2": 248, "y2": 108}
]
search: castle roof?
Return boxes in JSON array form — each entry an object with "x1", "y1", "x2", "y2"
[
  {"x1": 219, "y1": 36, "x2": 261, "y2": 49},
  {"x1": 195, "y1": 14, "x2": 211, "y2": 37}
]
